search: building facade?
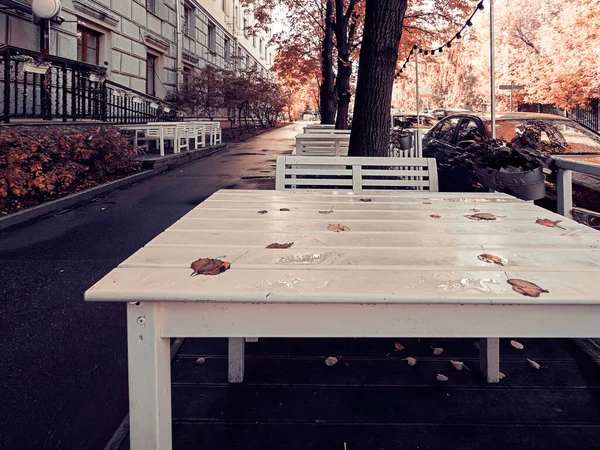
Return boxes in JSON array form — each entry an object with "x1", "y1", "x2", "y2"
[{"x1": 0, "y1": 0, "x2": 273, "y2": 102}]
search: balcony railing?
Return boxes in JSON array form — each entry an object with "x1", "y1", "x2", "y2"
[{"x1": 1, "y1": 45, "x2": 184, "y2": 124}]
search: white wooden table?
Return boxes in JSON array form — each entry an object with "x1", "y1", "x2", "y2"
[{"x1": 85, "y1": 189, "x2": 600, "y2": 450}]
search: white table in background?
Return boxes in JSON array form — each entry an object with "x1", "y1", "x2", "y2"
[{"x1": 85, "y1": 189, "x2": 600, "y2": 450}]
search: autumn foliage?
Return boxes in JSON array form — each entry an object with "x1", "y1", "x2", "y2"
[{"x1": 0, "y1": 125, "x2": 140, "y2": 214}]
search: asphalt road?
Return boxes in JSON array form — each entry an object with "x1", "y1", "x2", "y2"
[{"x1": 0, "y1": 123, "x2": 300, "y2": 450}]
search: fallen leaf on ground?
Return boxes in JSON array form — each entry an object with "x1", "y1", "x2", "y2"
[
  {"x1": 257, "y1": 210, "x2": 268, "y2": 214},
  {"x1": 405, "y1": 357, "x2": 417, "y2": 366},
  {"x1": 499, "y1": 372, "x2": 506, "y2": 379},
  {"x1": 431, "y1": 347, "x2": 444, "y2": 355},
  {"x1": 280, "y1": 208, "x2": 290, "y2": 212},
  {"x1": 423, "y1": 202, "x2": 432, "y2": 205},
  {"x1": 394, "y1": 342, "x2": 405, "y2": 352},
  {"x1": 511, "y1": 340, "x2": 524, "y2": 350},
  {"x1": 360, "y1": 198, "x2": 372, "y2": 202},
  {"x1": 190, "y1": 258, "x2": 231, "y2": 276},
  {"x1": 266, "y1": 242, "x2": 294, "y2": 249},
  {"x1": 478, "y1": 253, "x2": 504, "y2": 266},
  {"x1": 319, "y1": 208, "x2": 334, "y2": 214},
  {"x1": 507, "y1": 279, "x2": 549, "y2": 297},
  {"x1": 527, "y1": 358, "x2": 541, "y2": 370},
  {"x1": 436, "y1": 374, "x2": 449, "y2": 382},
  {"x1": 450, "y1": 360, "x2": 470, "y2": 371},
  {"x1": 465, "y1": 213, "x2": 498, "y2": 221},
  {"x1": 430, "y1": 214, "x2": 442, "y2": 219},
  {"x1": 328, "y1": 223, "x2": 351, "y2": 232},
  {"x1": 195, "y1": 357, "x2": 206, "y2": 365},
  {"x1": 536, "y1": 218, "x2": 566, "y2": 230},
  {"x1": 324, "y1": 356, "x2": 339, "y2": 367}
]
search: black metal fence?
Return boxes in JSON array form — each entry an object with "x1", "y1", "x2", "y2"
[
  {"x1": 519, "y1": 99, "x2": 600, "y2": 133},
  {"x1": 1, "y1": 45, "x2": 183, "y2": 124}
]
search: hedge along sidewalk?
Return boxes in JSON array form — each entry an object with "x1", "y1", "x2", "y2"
[{"x1": 0, "y1": 143, "x2": 227, "y2": 232}]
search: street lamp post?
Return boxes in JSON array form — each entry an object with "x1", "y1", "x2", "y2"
[
  {"x1": 415, "y1": 49, "x2": 420, "y2": 155},
  {"x1": 490, "y1": 0, "x2": 496, "y2": 138}
]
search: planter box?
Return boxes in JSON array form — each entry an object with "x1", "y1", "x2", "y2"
[
  {"x1": 399, "y1": 134, "x2": 413, "y2": 151},
  {"x1": 23, "y1": 62, "x2": 51, "y2": 74},
  {"x1": 473, "y1": 165, "x2": 546, "y2": 201}
]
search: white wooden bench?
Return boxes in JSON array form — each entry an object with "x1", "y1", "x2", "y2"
[
  {"x1": 275, "y1": 155, "x2": 439, "y2": 192},
  {"x1": 295, "y1": 134, "x2": 350, "y2": 156},
  {"x1": 134, "y1": 123, "x2": 189, "y2": 156},
  {"x1": 304, "y1": 124, "x2": 334, "y2": 129},
  {"x1": 193, "y1": 121, "x2": 222, "y2": 145}
]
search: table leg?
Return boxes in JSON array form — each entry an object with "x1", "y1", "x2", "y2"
[
  {"x1": 479, "y1": 338, "x2": 500, "y2": 383},
  {"x1": 127, "y1": 302, "x2": 172, "y2": 450},
  {"x1": 245, "y1": 337, "x2": 259, "y2": 343},
  {"x1": 228, "y1": 337, "x2": 245, "y2": 383}
]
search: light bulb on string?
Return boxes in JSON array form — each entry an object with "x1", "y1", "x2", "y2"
[
  {"x1": 447, "y1": 42, "x2": 452, "y2": 48},
  {"x1": 456, "y1": 31, "x2": 462, "y2": 39},
  {"x1": 477, "y1": 1, "x2": 484, "y2": 9},
  {"x1": 467, "y1": 19, "x2": 473, "y2": 26}
]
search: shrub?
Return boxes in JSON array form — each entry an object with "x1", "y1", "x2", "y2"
[{"x1": 0, "y1": 125, "x2": 140, "y2": 213}]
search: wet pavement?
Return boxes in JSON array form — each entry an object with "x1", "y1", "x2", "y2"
[{"x1": 0, "y1": 123, "x2": 300, "y2": 450}]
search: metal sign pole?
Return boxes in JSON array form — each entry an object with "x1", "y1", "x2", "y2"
[
  {"x1": 490, "y1": 0, "x2": 496, "y2": 138},
  {"x1": 415, "y1": 51, "x2": 420, "y2": 155}
]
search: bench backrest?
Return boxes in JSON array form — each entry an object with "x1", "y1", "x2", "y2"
[
  {"x1": 304, "y1": 124, "x2": 335, "y2": 129},
  {"x1": 303, "y1": 127, "x2": 352, "y2": 135},
  {"x1": 295, "y1": 135, "x2": 350, "y2": 156},
  {"x1": 275, "y1": 155, "x2": 439, "y2": 192}
]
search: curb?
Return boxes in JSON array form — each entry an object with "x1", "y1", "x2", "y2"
[{"x1": 0, "y1": 144, "x2": 228, "y2": 232}]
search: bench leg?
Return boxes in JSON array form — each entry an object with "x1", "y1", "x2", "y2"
[
  {"x1": 245, "y1": 337, "x2": 259, "y2": 343},
  {"x1": 127, "y1": 302, "x2": 172, "y2": 450},
  {"x1": 228, "y1": 337, "x2": 245, "y2": 383},
  {"x1": 479, "y1": 338, "x2": 500, "y2": 383}
]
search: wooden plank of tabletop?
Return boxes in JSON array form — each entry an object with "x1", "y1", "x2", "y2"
[{"x1": 85, "y1": 266, "x2": 600, "y2": 304}]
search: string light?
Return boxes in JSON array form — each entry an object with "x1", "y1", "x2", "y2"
[{"x1": 394, "y1": 1, "x2": 484, "y2": 79}]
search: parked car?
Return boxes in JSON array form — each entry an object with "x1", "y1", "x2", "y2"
[
  {"x1": 422, "y1": 112, "x2": 600, "y2": 226},
  {"x1": 430, "y1": 108, "x2": 474, "y2": 120},
  {"x1": 391, "y1": 112, "x2": 437, "y2": 131}
]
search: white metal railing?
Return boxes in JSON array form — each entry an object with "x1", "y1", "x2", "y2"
[{"x1": 554, "y1": 157, "x2": 600, "y2": 219}]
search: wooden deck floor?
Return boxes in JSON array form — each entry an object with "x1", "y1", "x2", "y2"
[{"x1": 118, "y1": 337, "x2": 600, "y2": 449}]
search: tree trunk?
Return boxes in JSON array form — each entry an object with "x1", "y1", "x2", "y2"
[
  {"x1": 319, "y1": 0, "x2": 336, "y2": 124},
  {"x1": 348, "y1": 0, "x2": 407, "y2": 156},
  {"x1": 334, "y1": 0, "x2": 356, "y2": 130}
]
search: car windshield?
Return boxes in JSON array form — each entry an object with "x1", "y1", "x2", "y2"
[
  {"x1": 393, "y1": 115, "x2": 436, "y2": 128},
  {"x1": 493, "y1": 119, "x2": 600, "y2": 154}
]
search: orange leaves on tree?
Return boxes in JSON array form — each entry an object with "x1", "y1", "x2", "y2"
[{"x1": 190, "y1": 258, "x2": 231, "y2": 276}]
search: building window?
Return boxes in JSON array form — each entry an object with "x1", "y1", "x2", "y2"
[
  {"x1": 243, "y1": 17, "x2": 247, "y2": 36},
  {"x1": 252, "y1": 35, "x2": 256, "y2": 47},
  {"x1": 207, "y1": 23, "x2": 216, "y2": 52},
  {"x1": 77, "y1": 26, "x2": 101, "y2": 65},
  {"x1": 146, "y1": 54, "x2": 157, "y2": 96},
  {"x1": 183, "y1": 65, "x2": 192, "y2": 87},
  {"x1": 224, "y1": 37, "x2": 230, "y2": 61},
  {"x1": 146, "y1": 0, "x2": 156, "y2": 14},
  {"x1": 259, "y1": 38, "x2": 263, "y2": 54},
  {"x1": 183, "y1": 5, "x2": 192, "y2": 36},
  {"x1": 222, "y1": 0, "x2": 226, "y2": 12}
]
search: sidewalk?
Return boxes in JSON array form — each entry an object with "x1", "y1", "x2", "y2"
[{"x1": 0, "y1": 123, "x2": 300, "y2": 450}]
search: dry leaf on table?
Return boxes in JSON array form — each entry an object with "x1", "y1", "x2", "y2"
[
  {"x1": 536, "y1": 218, "x2": 566, "y2": 230},
  {"x1": 430, "y1": 214, "x2": 442, "y2": 219},
  {"x1": 477, "y1": 253, "x2": 504, "y2": 266},
  {"x1": 465, "y1": 213, "x2": 498, "y2": 221},
  {"x1": 257, "y1": 210, "x2": 268, "y2": 214},
  {"x1": 360, "y1": 198, "x2": 372, "y2": 202},
  {"x1": 394, "y1": 342, "x2": 405, "y2": 352},
  {"x1": 195, "y1": 357, "x2": 206, "y2": 365},
  {"x1": 472, "y1": 341, "x2": 480, "y2": 350},
  {"x1": 324, "y1": 356, "x2": 339, "y2": 367},
  {"x1": 431, "y1": 347, "x2": 444, "y2": 355},
  {"x1": 328, "y1": 223, "x2": 351, "y2": 233},
  {"x1": 436, "y1": 374, "x2": 449, "y2": 382},
  {"x1": 507, "y1": 279, "x2": 549, "y2": 297},
  {"x1": 266, "y1": 242, "x2": 294, "y2": 249},
  {"x1": 190, "y1": 258, "x2": 231, "y2": 276},
  {"x1": 499, "y1": 372, "x2": 506, "y2": 379},
  {"x1": 280, "y1": 208, "x2": 290, "y2": 212},
  {"x1": 527, "y1": 358, "x2": 541, "y2": 370},
  {"x1": 510, "y1": 340, "x2": 524, "y2": 350},
  {"x1": 405, "y1": 357, "x2": 417, "y2": 366},
  {"x1": 319, "y1": 208, "x2": 334, "y2": 214},
  {"x1": 423, "y1": 202, "x2": 432, "y2": 205}
]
